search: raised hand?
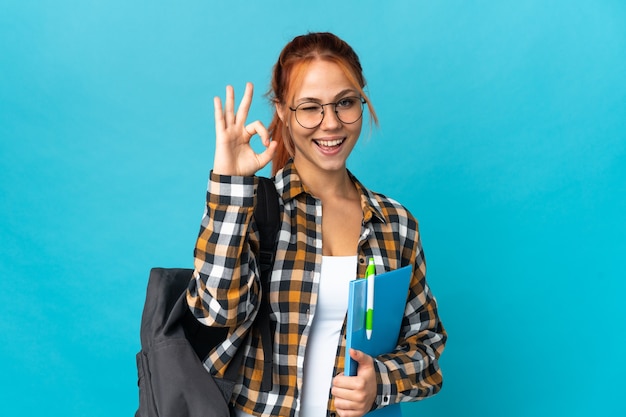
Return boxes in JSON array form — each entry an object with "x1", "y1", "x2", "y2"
[{"x1": 212, "y1": 82, "x2": 277, "y2": 176}]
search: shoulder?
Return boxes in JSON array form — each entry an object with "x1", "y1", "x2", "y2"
[
  {"x1": 352, "y1": 173, "x2": 420, "y2": 239},
  {"x1": 369, "y1": 189, "x2": 418, "y2": 230}
]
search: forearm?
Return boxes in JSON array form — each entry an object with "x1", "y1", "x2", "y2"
[
  {"x1": 187, "y1": 172, "x2": 262, "y2": 328},
  {"x1": 372, "y1": 326, "x2": 446, "y2": 408}
]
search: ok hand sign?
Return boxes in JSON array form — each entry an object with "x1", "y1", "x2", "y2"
[{"x1": 212, "y1": 82, "x2": 277, "y2": 176}]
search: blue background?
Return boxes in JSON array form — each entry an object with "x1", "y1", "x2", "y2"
[{"x1": 1, "y1": 1, "x2": 625, "y2": 416}]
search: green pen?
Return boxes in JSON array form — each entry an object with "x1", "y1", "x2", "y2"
[{"x1": 365, "y1": 257, "x2": 375, "y2": 340}]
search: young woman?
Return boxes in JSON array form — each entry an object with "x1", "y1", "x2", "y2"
[{"x1": 187, "y1": 32, "x2": 446, "y2": 417}]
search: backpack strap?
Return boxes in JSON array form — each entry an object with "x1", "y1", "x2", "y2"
[
  {"x1": 223, "y1": 176, "x2": 279, "y2": 392},
  {"x1": 256, "y1": 177, "x2": 280, "y2": 273}
]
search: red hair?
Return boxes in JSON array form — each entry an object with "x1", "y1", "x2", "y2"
[{"x1": 266, "y1": 32, "x2": 378, "y2": 176}]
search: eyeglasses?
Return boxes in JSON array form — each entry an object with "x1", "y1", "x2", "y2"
[{"x1": 289, "y1": 96, "x2": 366, "y2": 129}]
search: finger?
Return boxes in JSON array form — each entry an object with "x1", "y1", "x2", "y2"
[
  {"x1": 245, "y1": 120, "x2": 269, "y2": 142},
  {"x1": 255, "y1": 140, "x2": 278, "y2": 170},
  {"x1": 235, "y1": 82, "x2": 253, "y2": 126},
  {"x1": 224, "y1": 85, "x2": 235, "y2": 125},
  {"x1": 334, "y1": 393, "x2": 366, "y2": 417},
  {"x1": 332, "y1": 374, "x2": 364, "y2": 394},
  {"x1": 244, "y1": 120, "x2": 275, "y2": 169},
  {"x1": 214, "y1": 96, "x2": 225, "y2": 132},
  {"x1": 333, "y1": 393, "x2": 368, "y2": 417},
  {"x1": 257, "y1": 122, "x2": 272, "y2": 148}
]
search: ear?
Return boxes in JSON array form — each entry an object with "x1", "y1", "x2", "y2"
[{"x1": 275, "y1": 101, "x2": 287, "y2": 124}]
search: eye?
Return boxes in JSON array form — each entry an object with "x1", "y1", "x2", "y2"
[
  {"x1": 299, "y1": 103, "x2": 322, "y2": 112},
  {"x1": 336, "y1": 97, "x2": 358, "y2": 109}
]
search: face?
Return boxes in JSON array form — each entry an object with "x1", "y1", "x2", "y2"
[{"x1": 278, "y1": 59, "x2": 363, "y2": 177}]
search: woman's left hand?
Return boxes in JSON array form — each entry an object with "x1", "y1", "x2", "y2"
[{"x1": 331, "y1": 349, "x2": 378, "y2": 417}]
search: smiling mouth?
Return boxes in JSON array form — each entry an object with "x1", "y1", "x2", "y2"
[{"x1": 314, "y1": 138, "x2": 345, "y2": 149}]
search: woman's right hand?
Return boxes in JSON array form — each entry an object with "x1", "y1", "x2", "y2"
[{"x1": 212, "y1": 82, "x2": 277, "y2": 176}]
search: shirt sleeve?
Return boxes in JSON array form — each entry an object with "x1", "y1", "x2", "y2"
[
  {"x1": 186, "y1": 172, "x2": 263, "y2": 330},
  {"x1": 372, "y1": 232, "x2": 447, "y2": 409}
]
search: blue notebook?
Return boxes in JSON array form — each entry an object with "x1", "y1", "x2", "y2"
[{"x1": 344, "y1": 264, "x2": 413, "y2": 417}]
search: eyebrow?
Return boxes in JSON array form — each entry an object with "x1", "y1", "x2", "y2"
[{"x1": 295, "y1": 89, "x2": 359, "y2": 103}]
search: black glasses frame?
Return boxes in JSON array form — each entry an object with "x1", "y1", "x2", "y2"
[{"x1": 288, "y1": 97, "x2": 366, "y2": 129}]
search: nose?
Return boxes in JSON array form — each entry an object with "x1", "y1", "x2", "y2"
[{"x1": 320, "y1": 104, "x2": 342, "y2": 130}]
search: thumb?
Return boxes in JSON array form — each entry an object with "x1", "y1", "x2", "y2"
[
  {"x1": 255, "y1": 140, "x2": 278, "y2": 170},
  {"x1": 350, "y1": 349, "x2": 374, "y2": 369}
]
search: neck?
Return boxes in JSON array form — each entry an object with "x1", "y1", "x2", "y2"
[{"x1": 296, "y1": 163, "x2": 354, "y2": 201}]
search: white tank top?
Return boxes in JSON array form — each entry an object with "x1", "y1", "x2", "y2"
[{"x1": 300, "y1": 255, "x2": 357, "y2": 417}]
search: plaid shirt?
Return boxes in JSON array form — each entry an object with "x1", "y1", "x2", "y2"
[{"x1": 187, "y1": 160, "x2": 446, "y2": 417}]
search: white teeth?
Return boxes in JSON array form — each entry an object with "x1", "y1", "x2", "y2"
[{"x1": 317, "y1": 138, "x2": 344, "y2": 147}]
